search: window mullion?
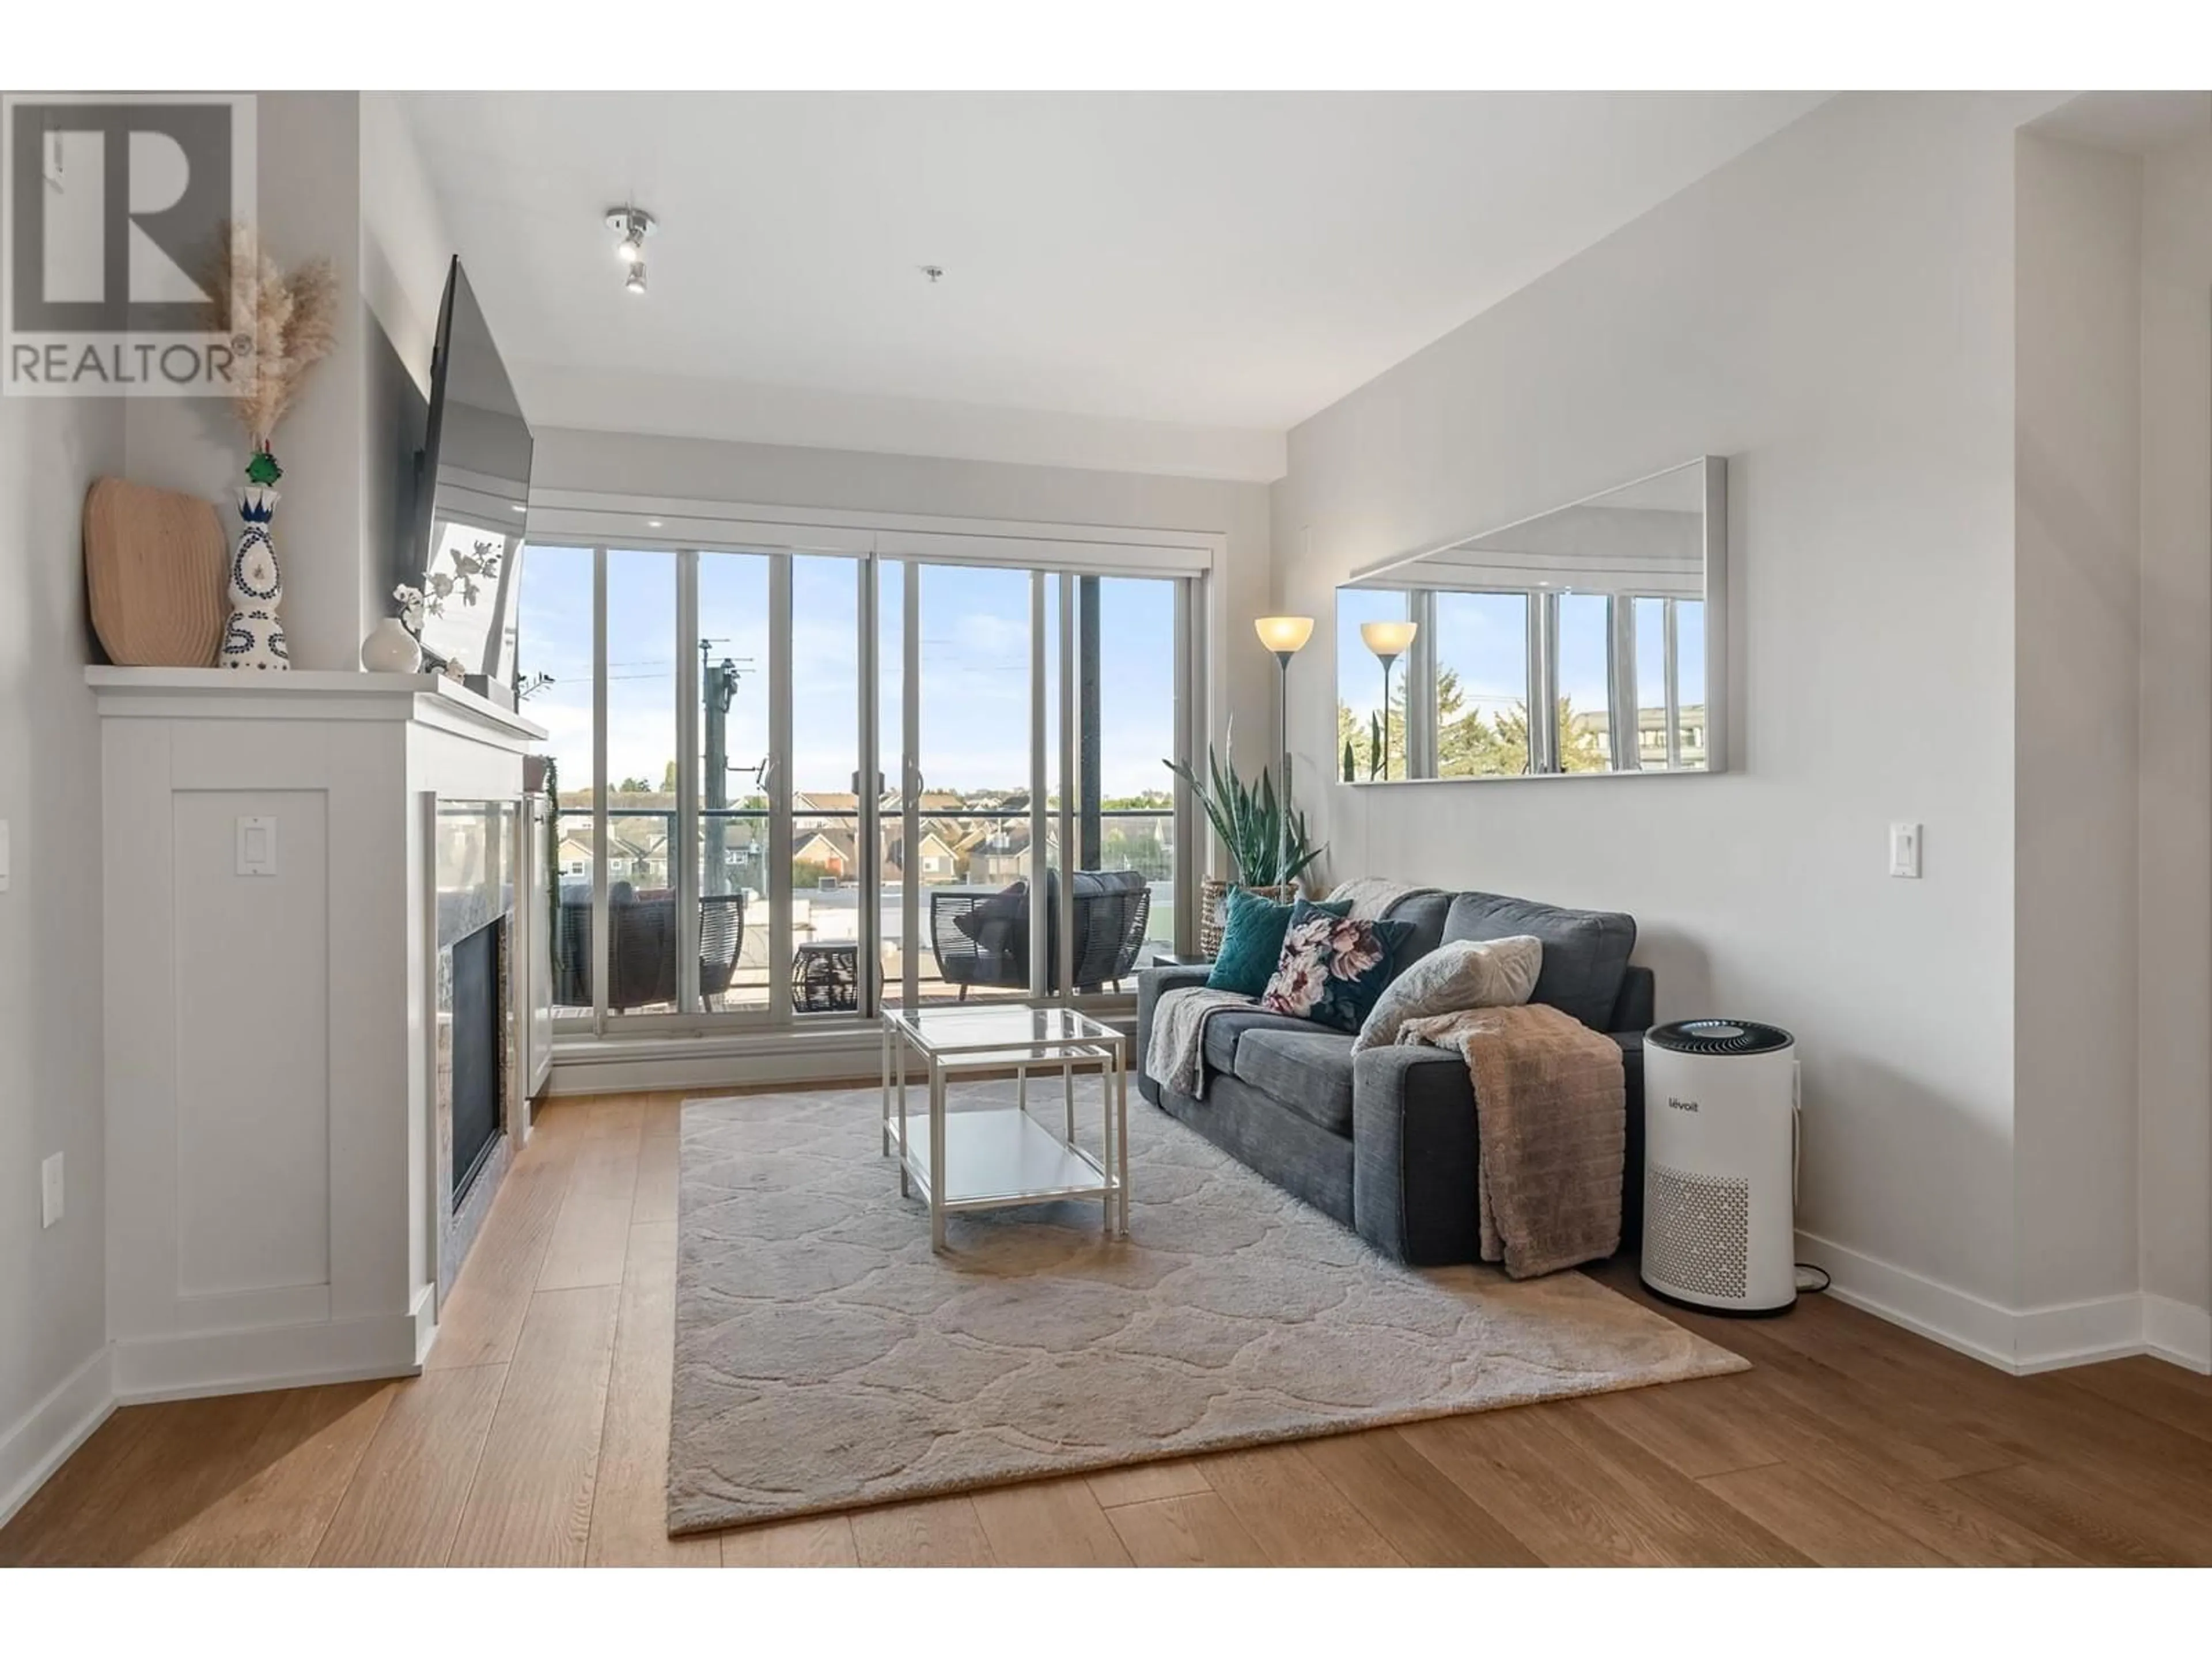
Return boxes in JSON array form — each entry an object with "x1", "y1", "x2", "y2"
[
  {"x1": 1173, "y1": 576, "x2": 1196, "y2": 953},
  {"x1": 1664, "y1": 597, "x2": 1682, "y2": 771},
  {"x1": 1610, "y1": 594, "x2": 1638, "y2": 772},
  {"x1": 1029, "y1": 572, "x2": 1049, "y2": 1000},
  {"x1": 676, "y1": 550, "x2": 702, "y2": 1013},
  {"x1": 590, "y1": 544, "x2": 610, "y2": 1032},
  {"x1": 901, "y1": 560, "x2": 920, "y2": 1010},
  {"x1": 768, "y1": 553, "x2": 794, "y2": 1025},
  {"x1": 857, "y1": 551, "x2": 881, "y2": 1017},
  {"x1": 1057, "y1": 574, "x2": 1076, "y2": 1006}
]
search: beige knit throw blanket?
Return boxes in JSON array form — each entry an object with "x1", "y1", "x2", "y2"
[{"x1": 1395, "y1": 1002, "x2": 1626, "y2": 1278}]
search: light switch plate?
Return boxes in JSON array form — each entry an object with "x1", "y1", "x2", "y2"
[
  {"x1": 236, "y1": 815, "x2": 278, "y2": 877},
  {"x1": 1889, "y1": 821, "x2": 1922, "y2": 879},
  {"x1": 41, "y1": 1153, "x2": 63, "y2": 1229}
]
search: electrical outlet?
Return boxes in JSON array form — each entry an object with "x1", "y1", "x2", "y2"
[{"x1": 41, "y1": 1153, "x2": 63, "y2": 1229}]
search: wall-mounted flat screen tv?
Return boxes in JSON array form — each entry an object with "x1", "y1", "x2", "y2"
[{"x1": 408, "y1": 257, "x2": 531, "y2": 694}]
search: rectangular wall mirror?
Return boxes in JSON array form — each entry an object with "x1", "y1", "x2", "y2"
[{"x1": 1335, "y1": 456, "x2": 1727, "y2": 782}]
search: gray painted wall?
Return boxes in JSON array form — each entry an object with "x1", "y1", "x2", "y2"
[
  {"x1": 122, "y1": 93, "x2": 369, "y2": 672},
  {"x1": 1271, "y1": 92, "x2": 2065, "y2": 1312},
  {"x1": 2138, "y1": 123, "x2": 2212, "y2": 1321},
  {"x1": 0, "y1": 391, "x2": 121, "y2": 1471},
  {"x1": 2013, "y1": 131, "x2": 2145, "y2": 1314}
]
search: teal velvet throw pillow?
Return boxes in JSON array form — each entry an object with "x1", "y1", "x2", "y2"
[
  {"x1": 1207, "y1": 888, "x2": 1350, "y2": 997},
  {"x1": 1259, "y1": 899, "x2": 1415, "y2": 1034}
]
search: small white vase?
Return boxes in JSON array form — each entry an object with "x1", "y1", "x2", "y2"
[
  {"x1": 221, "y1": 485, "x2": 290, "y2": 671},
  {"x1": 361, "y1": 616, "x2": 423, "y2": 673}
]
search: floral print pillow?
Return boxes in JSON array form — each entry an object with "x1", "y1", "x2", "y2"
[{"x1": 1259, "y1": 900, "x2": 1415, "y2": 1034}]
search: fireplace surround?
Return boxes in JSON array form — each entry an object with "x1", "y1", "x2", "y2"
[
  {"x1": 434, "y1": 797, "x2": 522, "y2": 1298},
  {"x1": 89, "y1": 668, "x2": 543, "y2": 1400}
]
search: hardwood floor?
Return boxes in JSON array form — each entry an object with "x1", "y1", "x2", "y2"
[{"x1": 6, "y1": 1088, "x2": 2211, "y2": 1568}]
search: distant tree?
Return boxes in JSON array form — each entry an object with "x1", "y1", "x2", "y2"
[
  {"x1": 1556, "y1": 697, "x2": 1611, "y2": 772},
  {"x1": 791, "y1": 859, "x2": 838, "y2": 891},
  {"x1": 1335, "y1": 671, "x2": 1607, "y2": 779},
  {"x1": 1479, "y1": 697, "x2": 1608, "y2": 774},
  {"x1": 661, "y1": 759, "x2": 679, "y2": 792},
  {"x1": 616, "y1": 775, "x2": 653, "y2": 794}
]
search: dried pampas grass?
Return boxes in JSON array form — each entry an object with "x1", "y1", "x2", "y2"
[{"x1": 201, "y1": 222, "x2": 338, "y2": 454}]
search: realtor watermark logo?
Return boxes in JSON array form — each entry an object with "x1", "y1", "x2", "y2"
[{"x1": 2, "y1": 92, "x2": 256, "y2": 397}]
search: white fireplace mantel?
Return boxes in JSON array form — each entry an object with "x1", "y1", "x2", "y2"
[{"x1": 88, "y1": 667, "x2": 544, "y2": 1402}]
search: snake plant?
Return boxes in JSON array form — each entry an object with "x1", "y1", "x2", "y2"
[{"x1": 1164, "y1": 721, "x2": 1324, "y2": 890}]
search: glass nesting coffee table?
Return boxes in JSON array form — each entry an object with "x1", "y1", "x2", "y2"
[{"x1": 880, "y1": 1004, "x2": 1129, "y2": 1251}]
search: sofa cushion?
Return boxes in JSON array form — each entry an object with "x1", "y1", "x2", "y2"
[
  {"x1": 1233, "y1": 1028, "x2": 1358, "y2": 1138},
  {"x1": 1382, "y1": 890, "x2": 1453, "y2": 972},
  {"x1": 1207, "y1": 888, "x2": 1350, "y2": 997},
  {"x1": 1351, "y1": 934, "x2": 1543, "y2": 1053},
  {"x1": 1260, "y1": 901, "x2": 1414, "y2": 1034},
  {"x1": 1201, "y1": 1005, "x2": 1321, "y2": 1076},
  {"x1": 1442, "y1": 891, "x2": 1637, "y2": 1032}
]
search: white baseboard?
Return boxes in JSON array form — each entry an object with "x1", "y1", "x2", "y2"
[
  {"x1": 2010, "y1": 1291, "x2": 2152, "y2": 1373},
  {"x1": 0, "y1": 1347, "x2": 115, "y2": 1530},
  {"x1": 1795, "y1": 1230, "x2": 2021, "y2": 1368},
  {"x1": 545, "y1": 1013, "x2": 1137, "y2": 1099},
  {"x1": 109, "y1": 1312, "x2": 425, "y2": 1405},
  {"x1": 1798, "y1": 1230, "x2": 2212, "y2": 1376},
  {"x1": 411, "y1": 1281, "x2": 439, "y2": 1368},
  {"x1": 547, "y1": 1027, "x2": 883, "y2": 1096},
  {"x1": 2144, "y1": 1294, "x2": 2212, "y2": 1374}
]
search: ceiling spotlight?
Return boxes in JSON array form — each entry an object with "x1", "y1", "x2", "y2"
[
  {"x1": 605, "y1": 204, "x2": 657, "y2": 274},
  {"x1": 625, "y1": 262, "x2": 647, "y2": 296}
]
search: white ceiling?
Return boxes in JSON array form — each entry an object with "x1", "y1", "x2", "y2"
[{"x1": 401, "y1": 92, "x2": 1827, "y2": 478}]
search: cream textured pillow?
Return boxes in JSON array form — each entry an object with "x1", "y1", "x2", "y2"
[{"x1": 1350, "y1": 935, "x2": 1544, "y2": 1053}]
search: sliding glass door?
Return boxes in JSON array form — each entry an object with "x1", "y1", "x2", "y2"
[{"x1": 524, "y1": 541, "x2": 1195, "y2": 1037}]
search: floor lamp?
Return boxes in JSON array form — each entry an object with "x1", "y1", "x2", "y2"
[
  {"x1": 1253, "y1": 616, "x2": 1315, "y2": 886},
  {"x1": 1360, "y1": 619, "x2": 1418, "y2": 781}
]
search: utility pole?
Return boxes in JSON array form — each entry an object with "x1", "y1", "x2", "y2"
[{"x1": 700, "y1": 638, "x2": 742, "y2": 897}]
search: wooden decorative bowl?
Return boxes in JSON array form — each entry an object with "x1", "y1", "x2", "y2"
[{"x1": 84, "y1": 478, "x2": 228, "y2": 667}]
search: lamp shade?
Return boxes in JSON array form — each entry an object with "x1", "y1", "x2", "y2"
[
  {"x1": 1361, "y1": 619, "x2": 1419, "y2": 658},
  {"x1": 1253, "y1": 615, "x2": 1315, "y2": 654}
]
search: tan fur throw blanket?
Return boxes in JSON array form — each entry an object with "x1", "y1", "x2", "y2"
[{"x1": 1395, "y1": 1002, "x2": 1625, "y2": 1278}]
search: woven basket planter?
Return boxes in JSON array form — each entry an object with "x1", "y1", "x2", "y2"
[{"x1": 1197, "y1": 878, "x2": 1297, "y2": 957}]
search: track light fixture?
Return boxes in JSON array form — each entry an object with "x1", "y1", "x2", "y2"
[{"x1": 604, "y1": 205, "x2": 657, "y2": 290}]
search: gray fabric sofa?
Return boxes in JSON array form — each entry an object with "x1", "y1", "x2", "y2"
[{"x1": 1135, "y1": 888, "x2": 1651, "y2": 1266}]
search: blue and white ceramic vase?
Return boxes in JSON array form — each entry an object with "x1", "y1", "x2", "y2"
[{"x1": 221, "y1": 484, "x2": 290, "y2": 671}]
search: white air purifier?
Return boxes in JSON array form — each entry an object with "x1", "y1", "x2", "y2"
[{"x1": 1641, "y1": 1019, "x2": 1800, "y2": 1314}]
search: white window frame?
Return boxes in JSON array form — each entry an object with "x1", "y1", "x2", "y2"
[{"x1": 528, "y1": 492, "x2": 1216, "y2": 1043}]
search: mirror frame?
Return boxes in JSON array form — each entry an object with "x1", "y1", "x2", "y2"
[{"x1": 1335, "y1": 456, "x2": 1728, "y2": 784}]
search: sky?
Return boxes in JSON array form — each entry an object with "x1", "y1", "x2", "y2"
[{"x1": 514, "y1": 548, "x2": 1180, "y2": 800}]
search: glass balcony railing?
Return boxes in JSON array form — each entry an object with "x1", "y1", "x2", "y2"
[{"x1": 550, "y1": 804, "x2": 1175, "y2": 1018}]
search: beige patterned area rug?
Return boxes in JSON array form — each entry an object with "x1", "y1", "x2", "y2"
[{"x1": 668, "y1": 1081, "x2": 1745, "y2": 1535}]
